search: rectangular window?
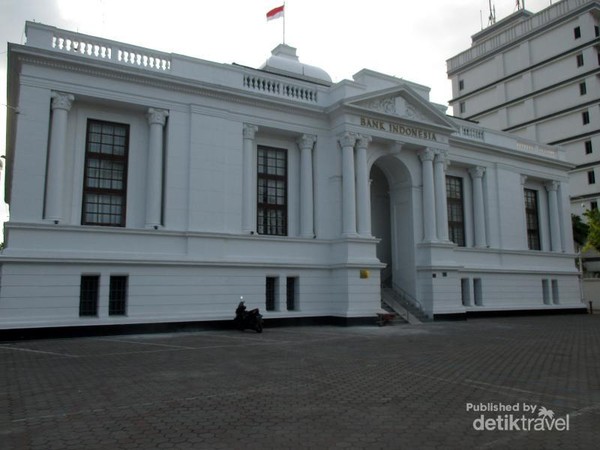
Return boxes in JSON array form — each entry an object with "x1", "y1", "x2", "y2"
[
  {"x1": 458, "y1": 80, "x2": 464, "y2": 91},
  {"x1": 459, "y1": 101, "x2": 466, "y2": 114},
  {"x1": 109, "y1": 275, "x2": 128, "y2": 316},
  {"x1": 79, "y1": 275, "x2": 99, "y2": 317},
  {"x1": 591, "y1": 201, "x2": 598, "y2": 210},
  {"x1": 461, "y1": 278, "x2": 471, "y2": 306},
  {"x1": 585, "y1": 140, "x2": 593, "y2": 154},
  {"x1": 266, "y1": 277, "x2": 277, "y2": 311},
  {"x1": 574, "y1": 26, "x2": 581, "y2": 39},
  {"x1": 580, "y1": 82, "x2": 587, "y2": 95},
  {"x1": 588, "y1": 170, "x2": 596, "y2": 184},
  {"x1": 595, "y1": 25, "x2": 599, "y2": 37},
  {"x1": 551, "y1": 279, "x2": 560, "y2": 305},
  {"x1": 542, "y1": 279, "x2": 550, "y2": 305},
  {"x1": 524, "y1": 189, "x2": 541, "y2": 250},
  {"x1": 257, "y1": 146, "x2": 287, "y2": 236},
  {"x1": 286, "y1": 277, "x2": 297, "y2": 311},
  {"x1": 583, "y1": 111, "x2": 590, "y2": 125},
  {"x1": 82, "y1": 120, "x2": 129, "y2": 226},
  {"x1": 577, "y1": 54, "x2": 584, "y2": 67},
  {"x1": 473, "y1": 278, "x2": 483, "y2": 306},
  {"x1": 446, "y1": 176, "x2": 465, "y2": 247}
]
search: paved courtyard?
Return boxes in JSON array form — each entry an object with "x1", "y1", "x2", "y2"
[{"x1": 1, "y1": 314, "x2": 599, "y2": 449}]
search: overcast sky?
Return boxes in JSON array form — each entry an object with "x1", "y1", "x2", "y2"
[{"x1": 0, "y1": 0, "x2": 556, "y2": 224}]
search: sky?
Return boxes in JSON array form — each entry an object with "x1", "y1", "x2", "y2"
[{"x1": 0, "y1": 0, "x2": 557, "y2": 227}]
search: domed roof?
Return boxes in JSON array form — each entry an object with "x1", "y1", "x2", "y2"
[{"x1": 259, "y1": 44, "x2": 332, "y2": 85}]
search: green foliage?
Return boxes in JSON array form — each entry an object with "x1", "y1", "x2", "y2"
[
  {"x1": 583, "y1": 209, "x2": 600, "y2": 252},
  {"x1": 572, "y1": 214, "x2": 589, "y2": 247}
]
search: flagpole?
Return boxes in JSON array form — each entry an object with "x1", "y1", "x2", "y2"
[{"x1": 283, "y1": 2, "x2": 286, "y2": 44}]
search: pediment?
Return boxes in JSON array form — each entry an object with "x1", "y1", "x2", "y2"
[{"x1": 346, "y1": 85, "x2": 456, "y2": 131}]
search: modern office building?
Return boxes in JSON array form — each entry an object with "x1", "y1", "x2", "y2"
[
  {"x1": 0, "y1": 21, "x2": 584, "y2": 331},
  {"x1": 447, "y1": 0, "x2": 600, "y2": 217}
]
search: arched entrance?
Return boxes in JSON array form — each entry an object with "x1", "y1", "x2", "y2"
[{"x1": 370, "y1": 154, "x2": 417, "y2": 299}]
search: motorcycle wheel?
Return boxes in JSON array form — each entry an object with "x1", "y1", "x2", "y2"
[{"x1": 255, "y1": 322, "x2": 263, "y2": 333}]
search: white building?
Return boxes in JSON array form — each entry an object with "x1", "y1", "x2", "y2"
[
  {"x1": 447, "y1": 0, "x2": 600, "y2": 217},
  {"x1": 0, "y1": 22, "x2": 585, "y2": 331}
]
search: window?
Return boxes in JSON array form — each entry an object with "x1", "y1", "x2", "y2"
[
  {"x1": 542, "y1": 279, "x2": 550, "y2": 305},
  {"x1": 583, "y1": 111, "x2": 590, "y2": 125},
  {"x1": 524, "y1": 189, "x2": 540, "y2": 250},
  {"x1": 458, "y1": 80, "x2": 464, "y2": 91},
  {"x1": 551, "y1": 279, "x2": 560, "y2": 305},
  {"x1": 286, "y1": 277, "x2": 297, "y2": 311},
  {"x1": 580, "y1": 82, "x2": 587, "y2": 95},
  {"x1": 461, "y1": 278, "x2": 471, "y2": 306},
  {"x1": 585, "y1": 140, "x2": 593, "y2": 154},
  {"x1": 595, "y1": 25, "x2": 599, "y2": 37},
  {"x1": 446, "y1": 176, "x2": 465, "y2": 247},
  {"x1": 79, "y1": 275, "x2": 99, "y2": 317},
  {"x1": 574, "y1": 26, "x2": 581, "y2": 39},
  {"x1": 473, "y1": 278, "x2": 483, "y2": 306},
  {"x1": 591, "y1": 201, "x2": 598, "y2": 210},
  {"x1": 266, "y1": 277, "x2": 277, "y2": 311},
  {"x1": 257, "y1": 146, "x2": 287, "y2": 236},
  {"x1": 109, "y1": 275, "x2": 128, "y2": 316},
  {"x1": 82, "y1": 120, "x2": 129, "y2": 226},
  {"x1": 459, "y1": 101, "x2": 466, "y2": 114},
  {"x1": 588, "y1": 170, "x2": 596, "y2": 184},
  {"x1": 576, "y1": 54, "x2": 584, "y2": 67}
]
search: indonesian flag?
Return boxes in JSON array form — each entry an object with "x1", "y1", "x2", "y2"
[{"x1": 267, "y1": 5, "x2": 284, "y2": 21}]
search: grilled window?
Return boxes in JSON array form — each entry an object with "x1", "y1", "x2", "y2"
[
  {"x1": 446, "y1": 176, "x2": 465, "y2": 247},
  {"x1": 286, "y1": 277, "x2": 297, "y2": 311},
  {"x1": 109, "y1": 276, "x2": 128, "y2": 316},
  {"x1": 257, "y1": 146, "x2": 287, "y2": 236},
  {"x1": 82, "y1": 120, "x2": 129, "y2": 226},
  {"x1": 79, "y1": 275, "x2": 99, "y2": 317},
  {"x1": 266, "y1": 277, "x2": 277, "y2": 311},
  {"x1": 524, "y1": 189, "x2": 540, "y2": 250}
]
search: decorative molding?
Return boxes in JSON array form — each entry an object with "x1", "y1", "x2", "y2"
[
  {"x1": 360, "y1": 95, "x2": 429, "y2": 122},
  {"x1": 297, "y1": 134, "x2": 317, "y2": 150},
  {"x1": 545, "y1": 180, "x2": 560, "y2": 192},
  {"x1": 356, "y1": 134, "x2": 372, "y2": 150},
  {"x1": 51, "y1": 92, "x2": 74, "y2": 111},
  {"x1": 338, "y1": 131, "x2": 357, "y2": 148},
  {"x1": 469, "y1": 166, "x2": 486, "y2": 179},
  {"x1": 418, "y1": 148, "x2": 435, "y2": 162},
  {"x1": 147, "y1": 108, "x2": 169, "y2": 126},
  {"x1": 243, "y1": 124, "x2": 258, "y2": 140}
]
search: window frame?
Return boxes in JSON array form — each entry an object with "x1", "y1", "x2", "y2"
[
  {"x1": 583, "y1": 111, "x2": 590, "y2": 125},
  {"x1": 524, "y1": 188, "x2": 541, "y2": 251},
  {"x1": 81, "y1": 119, "x2": 130, "y2": 227},
  {"x1": 579, "y1": 81, "x2": 587, "y2": 96},
  {"x1": 585, "y1": 140, "x2": 593, "y2": 155},
  {"x1": 576, "y1": 53, "x2": 584, "y2": 67},
  {"x1": 79, "y1": 275, "x2": 100, "y2": 317},
  {"x1": 574, "y1": 26, "x2": 581, "y2": 39},
  {"x1": 446, "y1": 175, "x2": 465, "y2": 247},
  {"x1": 109, "y1": 275, "x2": 128, "y2": 316},
  {"x1": 588, "y1": 170, "x2": 596, "y2": 185},
  {"x1": 257, "y1": 145, "x2": 288, "y2": 236}
]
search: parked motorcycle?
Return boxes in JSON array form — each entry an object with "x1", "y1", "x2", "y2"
[{"x1": 234, "y1": 301, "x2": 263, "y2": 333}]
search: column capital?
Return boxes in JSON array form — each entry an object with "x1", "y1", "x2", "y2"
[
  {"x1": 356, "y1": 134, "x2": 372, "y2": 150},
  {"x1": 545, "y1": 180, "x2": 560, "y2": 192},
  {"x1": 147, "y1": 108, "x2": 169, "y2": 126},
  {"x1": 243, "y1": 124, "x2": 258, "y2": 140},
  {"x1": 520, "y1": 175, "x2": 528, "y2": 185},
  {"x1": 468, "y1": 166, "x2": 486, "y2": 179},
  {"x1": 296, "y1": 134, "x2": 316, "y2": 150},
  {"x1": 418, "y1": 148, "x2": 435, "y2": 162},
  {"x1": 51, "y1": 92, "x2": 74, "y2": 111},
  {"x1": 338, "y1": 131, "x2": 357, "y2": 148}
]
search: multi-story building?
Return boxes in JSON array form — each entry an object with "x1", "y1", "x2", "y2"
[
  {"x1": 0, "y1": 22, "x2": 584, "y2": 331},
  {"x1": 447, "y1": 0, "x2": 600, "y2": 217}
]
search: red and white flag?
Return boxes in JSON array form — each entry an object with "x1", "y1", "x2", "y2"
[{"x1": 266, "y1": 5, "x2": 284, "y2": 21}]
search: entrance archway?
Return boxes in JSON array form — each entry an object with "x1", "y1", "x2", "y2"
[{"x1": 370, "y1": 155, "x2": 417, "y2": 299}]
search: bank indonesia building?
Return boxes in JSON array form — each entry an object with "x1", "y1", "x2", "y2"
[{"x1": 0, "y1": 22, "x2": 585, "y2": 331}]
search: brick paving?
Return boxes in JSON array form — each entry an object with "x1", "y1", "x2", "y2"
[{"x1": 0, "y1": 315, "x2": 599, "y2": 449}]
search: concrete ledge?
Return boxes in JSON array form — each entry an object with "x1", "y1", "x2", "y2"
[{"x1": 434, "y1": 306, "x2": 589, "y2": 321}]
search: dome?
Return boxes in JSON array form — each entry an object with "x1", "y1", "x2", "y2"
[{"x1": 259, "y1": 44, "x2": 332, "y2": 85}]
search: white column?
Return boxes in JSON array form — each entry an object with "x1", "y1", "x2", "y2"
[
  {"x1": 545, "y1": 181, "x2": 563, "y2": 252},
  {"x1": 434, "y1": 150, "x2": 449, "y2": 242},
  {"x1": 339, "y1": 132, "x2": 357, "y2": 237},
  {"x1": 145, "y1": 108, "x2": 168, "y2": 229},
  {"x1": 418, "y1": 148, "x2": 437, "y2": 242},
  {"x1": 45, "y1": 92, "x2": 74, "y2": 223},
  {"x1": 356, "y1": 134, "x2": 372, "y2": 238},
  {"x1": 469, "y1": 166, "x2": 487, "y2": 248},
  {"x1": 297, "y1": 134, "x2": 316, "y2": 238},
  {"x1": 242, "y1": 124, "x2": 258, "y2": 233}
]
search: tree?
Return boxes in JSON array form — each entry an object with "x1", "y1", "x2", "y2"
[
  {"x1": 572, "y1": 214, "x2": 589, "y2": 247},
  {"x1": 583, "y1": 209, "x2": 600, "y2": 252}
]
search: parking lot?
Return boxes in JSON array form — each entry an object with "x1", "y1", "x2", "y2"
[{"x1": 1, "y1": 314, "x2": 599, "y2": 449}]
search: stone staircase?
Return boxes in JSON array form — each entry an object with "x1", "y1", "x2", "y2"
[{"x1": 380, "y1": 287, "x2": 430, "y2": 325}]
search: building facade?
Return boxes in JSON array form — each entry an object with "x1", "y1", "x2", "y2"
[
  {"x1": 0, "y1": 22, "x2": 584, "y2": 330},
  {"x1": 447, "y1": 0, "x2": 600, "y2": 217}
]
